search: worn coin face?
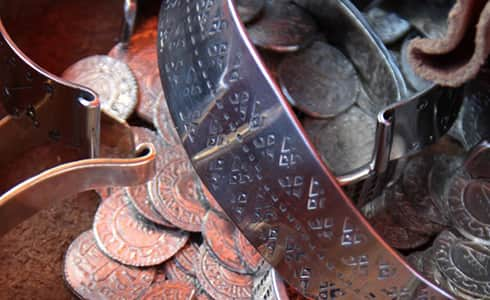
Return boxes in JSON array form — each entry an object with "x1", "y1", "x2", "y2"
[
  {"x1": 196, "y1": 245, "x2": 253, "y2": 300},
  {"x1": 111, "y1": 25, "x2": 162, "y2": 123},
  {"x1": 247, "y1": 1, "x2": 318, "y2": 52},
  {"x1": 448, "y1": 177, "x2": 490, "y2": 245},
  {"x1": 236, "y1": 0, "x2": 265, "y2": 24},
  {"x1": 434, "y1": 230, "x2": 490, "y2": 298},
  {"x1": 174, "y1": 242, "x2": 200, "y2": 277},
  {"x1": 369, "y1": 211, "x2": 430, "y2": 250},
  {"x1": 152, "y1": 158, "x2": 207, "y2": 232},
  {"x1": 93, "y1": 192, "x2": 189, "y2": 266},
  {"x1": 365, "y1": 7, "x2": 411, "y2": 45},
  {"x1": 63, "y1": 230, "x2": 155, "y2": 300},
  {"x1": 203, "y1": 210, "x2": 248, "y2": 274},
  {"x1": 234, "y1": 230, "x2": 264, "y2": 273},
  {"x1": 279, "y1": 41, "x2": 359, "y2": 118},
  {"x1": 139, "y1": 280, "x2": 196, "y2": 300},
  {"x1": 126, "y1": 184, "x2": 175, "y2": 227},
  {"x1": 303, "y1": 106, "x2": 376, "y2": 175},
  {"x1": 62, "y1": 55, "x2": 137, "y2": 121}
]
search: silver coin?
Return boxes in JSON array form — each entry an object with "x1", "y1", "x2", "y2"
[
  {"x1": 63, "y1": 230, "x2": 155, "y2": 300},
  {"x1": 400, "y1": 34, "x2": 432, "y2": 92},
  {"x1": 434, "y1": 230, "x2": 490, "y2": 298},
  {"x1": 279, "y1": 41, "x2": 359, "y2": 118},
  {"x1": 365, "y1": 7, "x2": 411, "y2": 45},
  {"x1": 93, "y1": 191, "x2": 189, "y2": 266},
  {"x1": 62, "y1": 55, "x2": 138, "y2": 120},
  {"x1": 196, "y1": 245, "x2": 253, "y2": 300},
  {"x1": 369, "y1": 210, "x2": 431, "y2": 250},
  {"x1": 447, "y1": 176, "x2": 490, "y2": 245},
  {"x1": 247, "y1": 1, "x2": 318, "y2": 52},
  {"x1": 237, "y1": 0, "x2": 265, "y2": 24},
  {"x1": 303, "y1": 105, "x2": 376, "y2": 175}
]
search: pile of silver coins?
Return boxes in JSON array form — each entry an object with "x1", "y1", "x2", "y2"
[{"x1": 58, "y1": 0, "x2": 490, "y2": 299}]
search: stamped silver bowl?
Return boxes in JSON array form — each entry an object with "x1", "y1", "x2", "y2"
[{"x1": 157, "y1": 0, "x2": 462, "y2": 298}]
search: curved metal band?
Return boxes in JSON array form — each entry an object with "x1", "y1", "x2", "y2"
[
  {"x1": 0, "y1": 143, "x2": 156, "y2": 236},
  {"x1": 157, "y1": 0, "x2": 455, "y2": 298}
]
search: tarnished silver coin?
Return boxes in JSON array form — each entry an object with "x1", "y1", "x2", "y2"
[
  {"x1": 303, "y1": 105, "x2": 376, "y2": 175},
  {"x1": 109, "y1": 18, "x2": 161, "y2": 123},
  {"x1": 202, "y1": 210, "x2": 248, "y2": 274},
  {"x1": 365, "y1": 7, "x2": 411, "y2": 45},
  {"x1": 400, "y1": 34, "x2": 432, "y2": 91},
  {"x1": 63, "y1": 230, "x2": 155, "y2": 300},
  {"x1": 369, "y1": 211, "x2": 430, "y2": 250},
  {"x1": 236, "y1": 0, "x2": 265, "y2": 24},
  {"x1": 62, "y1": 55, "x2": 137, "y2": 121},
  {"x1": 447, "y1": 176, "x2": 490, "y2": 245},
  {"x1": 139, "y1": 280, "x2": 196, "y2": 300},
  {"x1": 93, "y1": 191, "x2": 189, "y2": 266},
  {"x1": 151, "y1": 158, "x2": 207, "y2": 232},
  {"x1": 247, "y1": 1, "x2": 318, "y2": 52},
  {"x1": 196, "y1": 245, "x2": 253, "y2": 300},
  {"x1": 279, "y1": 41, "x2": 359, "y2": 118},
  {"x1": 434, "y1": 230, "x2": 490, "y2": 298},
  {"x1": 174, "y1": 241, "x2": 200, "y2": 277}
]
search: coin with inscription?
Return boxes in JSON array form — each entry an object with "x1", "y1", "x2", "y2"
[
  {"x1": 434, "y1": 230, "x2": 490, "y2": 298},
  {"x1": 203, "y1": 210, "x2": 248, "y2": 274},
  {"x1": 62, "y1": 55, "x2": 137, "y2": 120},
  {"x1": 151, "y1": 158, "x2": 207, "y2": 232},
  {"x1": 369, "y1": 211, "x2": 430, "y2": 250},
  {"x1": 237, "y1": 0, "x2": 265, "y2": 24},
  {"x1": 111, "y1": 25, "x2": 162, "y2": 123},
  {"x1": 234, "y1": 230, "x2": 264, "y2": 273},
  {"x1": 63, "y1": 230, "x2": 155, "y2": 300},
  {"x1": 196, "y1": 245, "x2": 253, "y2": 300},
  {"x1": 93, "y1": 192, "x2": 189, "y2": 266},
  {"x1": 174, "y1": 241, "x2": 200, "y2": 277},
  {"x1": 365, "y1": 7, "x2": 411, "y2": 45},
  {"x1": 164, "y1": 258, "x2": 196, "y2": 283},
  {"x1": 447, "y1": 176, "x2": 490, "y2": 245},
  {"x1": 126, "y1": 184, "x2": 175, "y2": 227},
  {"x1": 139, "y1": 280, "x2": 196, "y2": 300},
  {"x1": 247, "y1": 1, "x2": 318, "y2": 52},
  {"x1": 278, "y1": 41, "x2": 359, "y2": 118},
  {"x1": 303, "y1": 106, "x2": 376, "y2": 175}
]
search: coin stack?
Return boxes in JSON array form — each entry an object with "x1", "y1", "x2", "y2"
[
  {"x1": 60, "y1": 14, "x2": 291, "y2": 300},
  {"x1": 59, "y1": 0, "x2": 490, "y2": 299}
]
